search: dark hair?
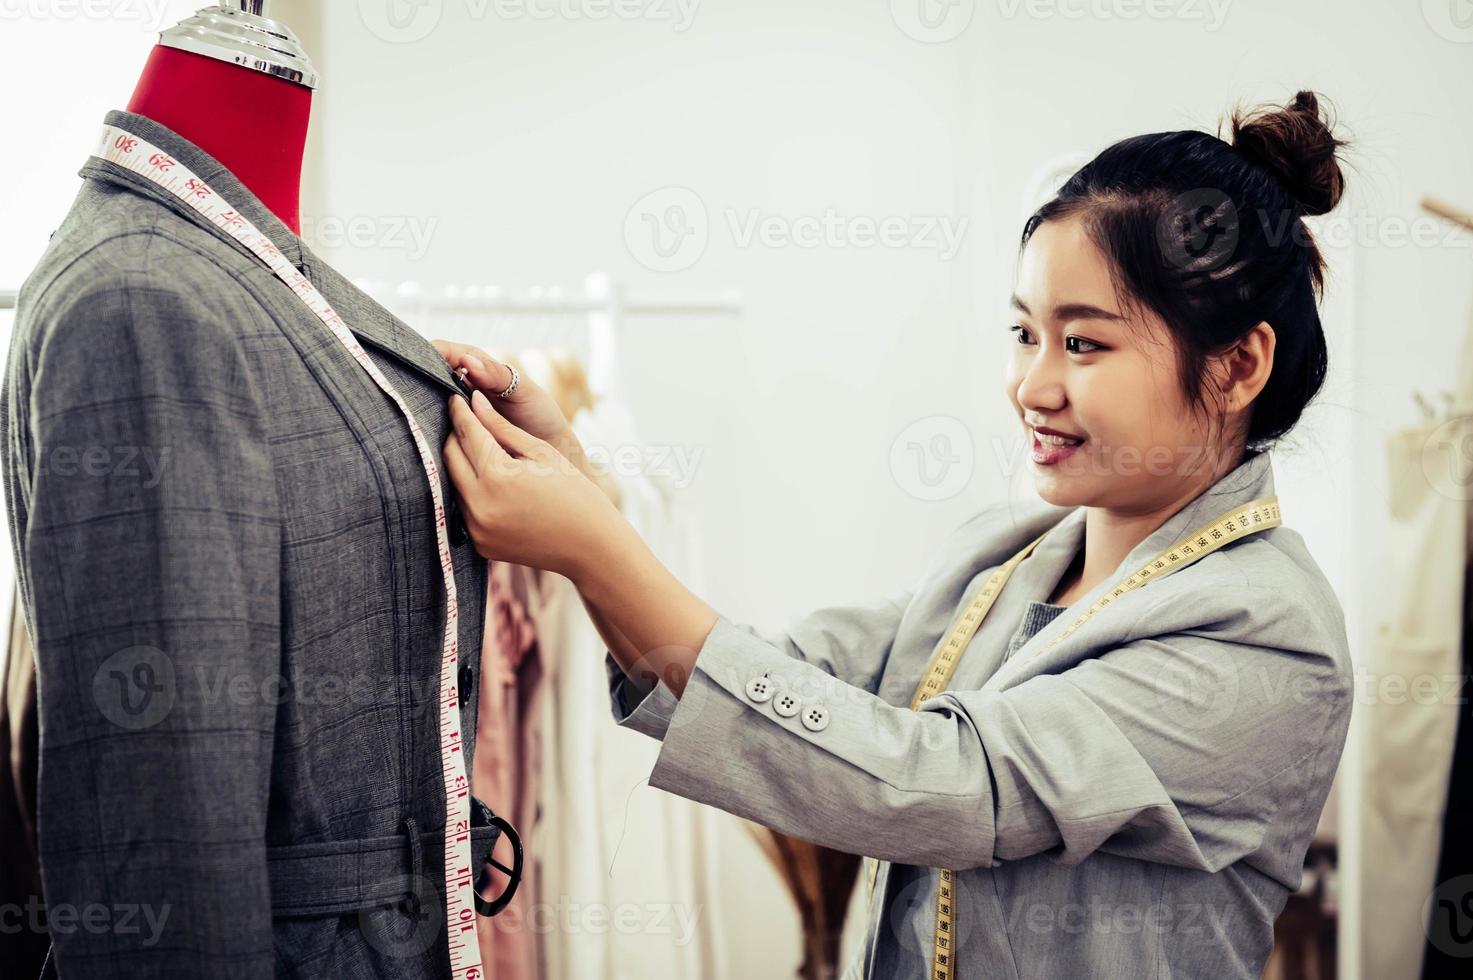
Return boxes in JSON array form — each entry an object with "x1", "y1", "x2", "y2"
[{"x1": 1019, "y1": 89, "x2": 1351, "y2": 452}]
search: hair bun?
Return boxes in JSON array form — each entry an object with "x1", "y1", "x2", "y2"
[{"x1": 1228, "y1": 90, "x2": 1348, "y2": 216}]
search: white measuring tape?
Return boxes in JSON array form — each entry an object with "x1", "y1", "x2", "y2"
[
  {"x1": 95, "y1": 125, "x2": 485, "y2": 979},
  {"x1": 862, "y1": 494, "x2": 1282, "y2": 980}
]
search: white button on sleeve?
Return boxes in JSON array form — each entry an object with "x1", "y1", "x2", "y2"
[
  {"x1": 800, "y1": 704, "x2": 830, "y2": 732},
  {"x1": 772, "y1": 691, "x2": 801, "y2": 718},
  {"x1": 745, "y1": 675, "x2": 775, "y2": 703}
]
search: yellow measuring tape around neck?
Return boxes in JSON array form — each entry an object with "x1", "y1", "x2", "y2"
[{"x1": 860, "y1": 495, "x2": 1281, "y2": 980}]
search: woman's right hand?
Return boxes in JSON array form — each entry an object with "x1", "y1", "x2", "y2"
[{"x1": 431, "y1": 339, "x2": 571, "y2": 448}]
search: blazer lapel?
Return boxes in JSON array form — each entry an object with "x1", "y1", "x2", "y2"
[
  {"x1": 81, "y1": 109, "x2": 464, "y2": 401},
  {"x1": 983, "y1": 448, "x2": 1279, "y2": 691}
]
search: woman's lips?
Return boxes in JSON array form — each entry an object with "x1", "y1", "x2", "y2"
[{"x1": 1031, "y1": 429, "x2": 1086, "y2": 466}]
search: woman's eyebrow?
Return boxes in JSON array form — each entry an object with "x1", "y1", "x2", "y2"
[{"x1": 1010, "y1": 295, "x2": 1127, "y2": 323}]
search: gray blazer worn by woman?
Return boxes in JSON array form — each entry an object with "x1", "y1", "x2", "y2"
[
  {"x1": 609, "y1": 447, "x2": 1353, "y2": 979},
  {"x1": 2, "y1": 110, "x2": 492, "y2": 979}
]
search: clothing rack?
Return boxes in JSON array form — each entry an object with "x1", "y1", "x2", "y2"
[
  {"x1": 1421, "y1": 194, "x2": 1473, "y2": 233},
  {"x1": 1418, "y1": 195, "x2": 1473, "y2": 420},
  {"x1": 356, "y1": 272, "x2": 742, "y2": 402}
]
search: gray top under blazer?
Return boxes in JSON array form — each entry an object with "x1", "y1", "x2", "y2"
[
  {"x1": 609, "y1": 446, "x2": 1354, "y2": 979},
  {"x1": 3, "y1": 110, "x2": 494, "y2": 979}
]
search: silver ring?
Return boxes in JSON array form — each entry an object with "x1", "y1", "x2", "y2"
[{"x1": 496, "y1": 365, "x2": 520, "y2": 399}]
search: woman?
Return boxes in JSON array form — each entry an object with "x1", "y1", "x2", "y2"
[{"x1": 436, "y1": 90, "x2": 1355, "y2": 979}]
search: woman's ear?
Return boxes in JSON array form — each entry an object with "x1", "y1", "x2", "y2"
[{"x1": 1218, "y1": 321, "x2": 1276, "y2": 412}]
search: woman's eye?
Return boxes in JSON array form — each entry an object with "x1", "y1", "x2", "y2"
[{"x1": 1009, "y1": 325, "x2": 1104, "y2": 355}]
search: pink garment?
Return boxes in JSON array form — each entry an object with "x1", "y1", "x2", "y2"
[{"x1": 472, "y1": 561, "x2": 550, "y2": 980}]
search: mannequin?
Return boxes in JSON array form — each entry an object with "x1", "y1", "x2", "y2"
[
  {"x1": 6, "y1": 5, "x2": 508, "y2": 978},
  {"x1": 125, "y1": 1, "x2": 315, "y2": 232}
]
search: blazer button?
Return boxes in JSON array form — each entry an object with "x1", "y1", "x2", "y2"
[
  {"x1": 772, "y1": 691, "x2": 801, "y2": 718},
  {"x1": 745, "y1": 676, "x2": 775, "y2": 703},
  {"x1": 800, "y1": 704, "x2": 830, "y2": 732},
  {"x1": 458, "y1": 663, "x2": 474, "y2": 701}
]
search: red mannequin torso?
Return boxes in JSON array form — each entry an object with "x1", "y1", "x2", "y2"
[{"x1": 127, "y1": 45, "x2": 311, "y2": 234}]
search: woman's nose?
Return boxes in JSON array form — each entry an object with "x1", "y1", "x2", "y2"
[{"x1": 1015, "y1": 354, "x2": 1068, "y2": 413}]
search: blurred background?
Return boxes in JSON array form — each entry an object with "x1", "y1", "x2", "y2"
[{"x1": 2, "y1": 1, "x2": 1471, "y2": 978}]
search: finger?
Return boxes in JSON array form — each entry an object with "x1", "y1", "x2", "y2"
[
  {"x1": 443, "y1": 429, "x2": 477, "y2": 493},
  {"x1": 448, "y1": 394, "x2": 510, "y2": 477},
  {"x1": 431, "y1": 339, "x2": 516, "y2": 396},
  {"x1": 470, "y1": 389, "x2": 545, "y2": 458}
]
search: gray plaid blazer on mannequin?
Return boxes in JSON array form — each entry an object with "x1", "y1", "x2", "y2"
[{"x1": 1, "y1": 109, "x2": 495, "y2": 979}]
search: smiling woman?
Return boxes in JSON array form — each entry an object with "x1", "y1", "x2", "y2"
[{"x1": 440, "y1": 88, "x2": 1355, "y2": 980}]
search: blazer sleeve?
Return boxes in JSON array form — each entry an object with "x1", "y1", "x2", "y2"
[
  {"x1": 18, "y1": 274, "x2": 280, "y2": 978},
  {"x1": 609, "y1": 579, "x2": 1350, "y2": 875},
  {"x1": 606, "y1": 587, "x2": 914, "y2": 741}
]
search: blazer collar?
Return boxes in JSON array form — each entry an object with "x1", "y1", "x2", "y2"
[
  {"x1": 985, "y1": 447, "x2": 1278, "y2": 687},
  {"x1": 78, "y1": 110, "x2": 463, "y2": 399}
]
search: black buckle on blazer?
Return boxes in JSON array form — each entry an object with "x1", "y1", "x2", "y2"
[{"x1": 470, "y1": 796, "x2": 523, "y2": 917}]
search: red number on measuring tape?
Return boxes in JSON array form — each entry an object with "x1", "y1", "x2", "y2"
[
  {"x1": 148, "y1": 153, "x2": 176, "y2": 171},
  {"x1": 183, "y1": 178, "x2": 212, "y2": 200},
  {"x1": 113, "y1": 135, "x2": 137, "y2": 153}
]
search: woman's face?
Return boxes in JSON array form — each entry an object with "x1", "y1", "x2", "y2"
[{"x1": 1004, "y1": 214, "x2": 1230, "y2": 512}]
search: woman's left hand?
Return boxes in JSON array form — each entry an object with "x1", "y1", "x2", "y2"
[{"x1": 444, "y1": 390, "x2": 624, "y2": 577}]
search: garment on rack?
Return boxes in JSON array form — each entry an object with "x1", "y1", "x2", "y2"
[
  {"x1": 2, "y1": 109, "x2": 494, "y2": 979},
  {"x1": 472, "y1": 561, "x2": 553, "y2": 980},
  {"x1": 1360, "y1": 337, "x2": 1473, "y2": 980},
  {"x1": 538, "y1": 394, "x2": 730, "y2": 980}
]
